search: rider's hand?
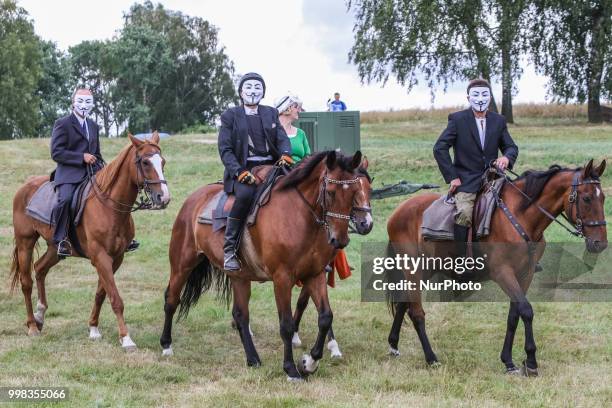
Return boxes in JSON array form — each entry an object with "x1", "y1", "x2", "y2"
[
  {"x1": 495, "y1": 156, "x2": 510, "y2": 171},
  {"x1": 83, "y1": 153, "x2": 97, "y2": 164},
  {"x1": 276, "y1": 154, "x2": 294, "y2": 167},
  {"x1": 238, "y1": 170, "x2": 256, "y2": 184},
  {"x1": 449, "y1": 178, "x2": 462, "y2": 194}
]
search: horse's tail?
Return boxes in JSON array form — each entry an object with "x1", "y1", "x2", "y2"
[
  {"x1": 177, "y1": 255, "x2": 231, "y2": 321},
  {"x1": 9, "y1": 243, "x2": 21, "y2": 294}
]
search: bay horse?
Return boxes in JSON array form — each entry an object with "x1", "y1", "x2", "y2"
[
  {"x1": 160, "y1": 150, "x2": 372, "y2": 380},
  {"x1": 10, "y1": 133, "x2": 170, "y2": 349},
  {"x1": 386, "y1": 159, "x2": 607, "y2": 376}
]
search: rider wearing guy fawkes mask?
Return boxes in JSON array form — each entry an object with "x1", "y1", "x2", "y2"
[
  {"x1": 218, "y1": 72, "x2": 293, "y2": 271},
  {"x1": 433, "y1": 79, "x2": 519, "y2": 256}
]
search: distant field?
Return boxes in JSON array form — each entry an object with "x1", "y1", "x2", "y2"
[{"x1": 0, "y1": 117, "x2": 610, "y2": 407}]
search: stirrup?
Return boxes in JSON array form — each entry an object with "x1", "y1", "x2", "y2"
[
  {"x1": 57, "y1": 239, "x2": 73, "y2": 258},
  {"x1": 223, "y1": 252, "x2": 241, "y2": 271}
]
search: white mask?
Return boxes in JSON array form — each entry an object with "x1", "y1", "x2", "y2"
[
  {"x1": 73, "y1": 93, "x2": 94, "y2": 118},
  {"x1": 467, "y1": 87, "x2": 491, "y2": 112},
  {"x1": 241, "y1": 80, "x2": 264, "y2": 106}
]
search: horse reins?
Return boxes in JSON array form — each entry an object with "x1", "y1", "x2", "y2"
[
  {"x1": 491, "y1": 166, "x2": 606, "y2": 242},
  {"x1": 88, "y1": 149, "x2": 167, "y2": 213}
]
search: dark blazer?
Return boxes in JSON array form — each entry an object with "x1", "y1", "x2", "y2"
[
  {"x1": 218, "y1": 105, "x2": 291, "y2": 193},
  {"x1": 433, "y1": 109, "x2": 518, "y2": 193},
  {"x1": 50, "y1": 113, "x2": 101, "y2": 185}
]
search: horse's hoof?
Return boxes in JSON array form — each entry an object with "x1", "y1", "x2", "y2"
[
  {"x1": 292, "y1": 332, "x2": 302, "y2": 348},
  {"x1": 505, "y1": 366, "x2": 521, "y2": 375},
  {"x1": 521, "y1": 360, "x2": 538, "y2": 377},
  {"x1": 297, "y1": 354, "x2": 319, "y2": 376},
  {"x1": 286, "y1": 375, "x2": 305, "y2": 382},
  {"x1": 161, "y1": 347, "x2": 173, "y2": 357},
  {"x1": 247, "y1": 360, "x2": 261, "y2": 368},
  {"x1": 27, "y1": 326, "x2": 41, "y2": 337},
  {"x1": 89, "y1": 326, "x2": 102, "y2": 340},
  {"x1": 34, "y1": 319, "x2": 44, "y2": 332},
  {"x1": 389, "y1": 347, "x2": 400, "y2": 357},
  {"x1": 428, "y1": 360, "x2": 442, "y2": 368},
  {"x1": 120, "y1": 334, "x2": 137, "y2": 351},
  {"x1": 327, "y1": 339, "x2": 342, "y2": 358}
]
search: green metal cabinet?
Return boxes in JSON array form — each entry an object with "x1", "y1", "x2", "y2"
[{"x1": 293, "y1": 111, "x2": 360, "y2": 154}]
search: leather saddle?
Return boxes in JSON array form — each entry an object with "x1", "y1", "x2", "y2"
[{"x1": 25, "y1": 179, "x2": 92, "y2": 227}]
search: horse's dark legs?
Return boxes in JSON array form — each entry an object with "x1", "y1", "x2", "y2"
[
  {"x1": 387, "y1": 301, "x2": 408, "y2": 355},
  {"x1": 518, "y1": 300, "x2": 537, "y2": 374},
  {"x1": 408, "y1": 302, "x2": 439, "y2": 365},
  {"x1": 273, "y1": 274, "x2": 301, "y2": 379},
  {"x1": 500, "y1": 302, "x2": 520, "y2": 372},
  {"x1": 231, "y1": 278, "x2": 261, "y2": 367},
  {"x1": 297, "y1": 273, "x2": 332, "y2": 375},
  {"x1": 160, "y1": 252, "x2": 200, "y2": 355},
  {"x1": 291, "y1": 285, "x2": 309, "y2": 346}
]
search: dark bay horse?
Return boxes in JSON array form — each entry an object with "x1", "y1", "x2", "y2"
[
  {"x1": 11, "y1": 133, "x2": 170, "y2": 349},
  {"x1": 160, "y1": 150, "x2": 372, "y2": 380},
  {"x1": 386, "y1": 159, "x2": 607, "y2": 376}
]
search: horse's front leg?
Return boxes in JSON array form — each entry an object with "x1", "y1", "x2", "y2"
[
  {"x1": 291, "y1": 285, "x2": 310, "y2": 347},
  {"x1": 231, "y1": 278, "x2": 261, "y2": 367},
  {"x1": 500, "y1": 302, "x2": 520, "y2": 373},
  {"x1": 88, "y1": 255, "x2": 123, "y2": 341},
  {"x1": 273, "y1": 274, "x2": 301, "y2": 380},
  {"x1": 298, "y1": 272, "x2": 332, "y2": 376},
  {"x1": 90, "y1": 249, "x2": 135, "y2": 350}
]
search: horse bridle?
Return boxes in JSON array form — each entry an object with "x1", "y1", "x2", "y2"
[
  {"x1": 493, "y1": 167, "x2": 606, "y2": 242},
  {"x1": 296, "y1": 171, "x2": 371, "y2": 229},
  {"x1": 89, "y1": 148, "x2": 167, "y2": 213}
]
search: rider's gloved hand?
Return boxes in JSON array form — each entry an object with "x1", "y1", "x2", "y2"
[
  {"x1": 238, "y1": 170, "x2": 256, "y2": 184},
  {"x1": 276, "y1": 154, "x2": 294, "y2": 167}
]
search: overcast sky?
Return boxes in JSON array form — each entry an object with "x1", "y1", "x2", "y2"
[{"x1": 19, "y1": 0, "x2": 549, "y2": 112}]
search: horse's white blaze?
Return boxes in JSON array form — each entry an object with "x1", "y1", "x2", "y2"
[
  {"x1": 327, "y1": 339, "x2": 342, "y2": 358},
  {"x1": 596, "y1": 187, "x2": 601, "y2": 197},
  {"x1": 89, "y1": 326, "x2": 102, "y2": 340},
  {"x1": 150, "y1": 154, "x2": 170, "y2": 203},
  {"x1": 292, "y1": 332, "x2": 302, "y2": 347}
]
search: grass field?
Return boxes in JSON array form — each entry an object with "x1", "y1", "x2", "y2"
[{"x1": 1, "y1": 116, "x2": 611, "y2": 407}]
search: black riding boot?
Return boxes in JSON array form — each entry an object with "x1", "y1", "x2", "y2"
[
  {"x1": 453, "y1": 223, "x2": 470, "y2": 258},
  {"x1": 223, "y1": 217, "x2": 243, "y2": 271}
]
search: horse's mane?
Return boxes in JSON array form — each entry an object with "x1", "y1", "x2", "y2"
[
  {"x1": 515, "y1": 164, "x2": 578, "y2": 211},
  {"x1": 277, "y1": 151, "x2": 364, "y2": 190},
  {"x1": 95, "y1": 143, "x2": 135, "y2": 192}
]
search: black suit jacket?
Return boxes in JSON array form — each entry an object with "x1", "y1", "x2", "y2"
[
  {"x1": 50, "y1": 113, "x2": 102, "y2": 185},
  {"x1": 433, "y1": 109, "x2": 518, "y2": 193},
  {"x1": 218, "y1": 105, "x2": 291, "y2": 193}
]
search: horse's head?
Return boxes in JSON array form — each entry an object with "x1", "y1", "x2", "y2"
[
  {"x1": 321, "y1": 150, "x2": 367, "y2": 249},
  {"x1": 351, "y1": 156, "x2": 374, "y2": 235},
  {"x1": 128, "y1": 132, "x2": 171, "y2": 209},
  {"x1": 566, "y1": 159, "x2": 607, "y2": 253}
]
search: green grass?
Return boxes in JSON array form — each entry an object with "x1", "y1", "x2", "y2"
[{"x1": 0, "y1": 118, "x2": 611, "y2": 407}]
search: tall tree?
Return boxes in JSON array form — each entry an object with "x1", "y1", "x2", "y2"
[
  {"x1": 37, "y1": 40, "x2": 71, "y2": 137},
  {"x1": 123, "y1": 1, "x2": 237, "y2": 131},
  {"x1": 530, "y1": 0, "x2": 611, "y2": 123},
  {"x1": 68, "y1": 40, "x2": 119, "y2": 136},
  {"x1": 0, "y1": 0, "x2": 42, "y2": 138},
  {"x1": 348, "y1": 0, "x2": 530, "y2": 121}
]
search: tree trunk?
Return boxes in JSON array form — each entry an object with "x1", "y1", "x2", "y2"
[
  {"x1": 501, "y1": 47, "x2": 514, "y2": 123},
  {"x1": 587, "y1": 6, "x2": 605, "y2": 123}
]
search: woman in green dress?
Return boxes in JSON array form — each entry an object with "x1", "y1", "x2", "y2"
[{"x1": 275, "y1": 94, "x2": 311, "y2": 163}]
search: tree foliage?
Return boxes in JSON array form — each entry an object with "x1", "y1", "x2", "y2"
[
  {"x1": 530, "y1": 0, "x2": 612, "y2": 122},
  {"x1": 37, "y1": 40, "x2": 71, "y2": 137},
  {"x1": 0, "y1": 0, "x2": 42, "y2": 138}
]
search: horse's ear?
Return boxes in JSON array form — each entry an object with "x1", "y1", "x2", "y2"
[
  {"x1": 351, "y1": 150, "x2": 362, "y2": 170},
  {"x1": 326, "y1": 150, "x2": 337, "y2": 170},
  {"x1": 594, "y1": 159, "x2": 606, "y2": 177},
  {"x1": 128, "y1": 133, "x2": 144, "y2": 148},
  {"x1": 583, "y1": 158, "x2": 594, "y2": 178},
  {"x1": 150, "y1": 130, "x2": 160, "y2": 144},
  {"x1": 361, "y1": 155, "x2": 369, "y2": 170}
]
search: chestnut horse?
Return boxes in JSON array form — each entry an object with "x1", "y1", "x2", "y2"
[
  {"x1": 386, "y1": 159, "x2": 607, "y2": 376},
  {"x1": 10, "y1": 133, "x2": 170, "y2": 349},
  {"x1": 160, "y1": 150, "x2": 372, "y2": 380}
]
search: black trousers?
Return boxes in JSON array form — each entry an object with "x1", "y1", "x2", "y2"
[
  {"x1": 228, "y1": 160, "x2": 273, "y2": 220},
  {"x1": 52, "y1": 183, "x2": 78, "y2": 244}
]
